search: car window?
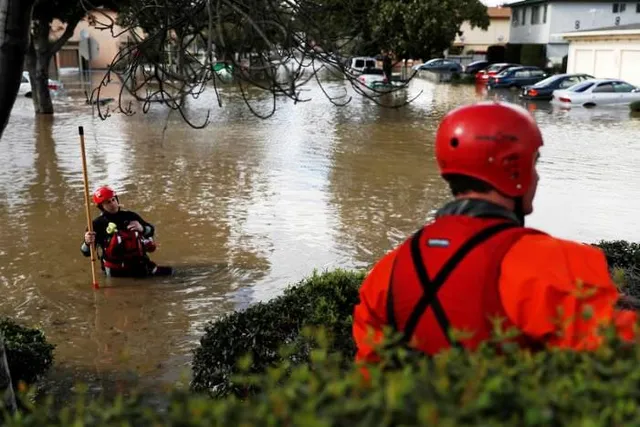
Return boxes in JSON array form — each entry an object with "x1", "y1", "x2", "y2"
[
  {"x1": 568, "y1": 81, "x2": 595, "y2": 92},
  {"x1": 592, "y1": 82, "x2": 615, "y2": 93},
  {"x1": 365, "y1": 60, "x2": 376, "y2": 68},
  {"x1": 531, "y1": 70, "x2": 545, "y2": 76},
  {"x1": 533, "y1": 75, "x2": 562, "y2": 87},
  {"x1": 21, "y1": 75, "x2": 28, "y2": 83},
  {"x1": 612, "y1": 82, "x2": 636, "y2": 92},
  {"x1": 560, "y1": 77, "x2": 580, "y2": 88},
  {"x1": 354, "y1": 59, "x2": 365, "y2": 68},
  {"x1": 514, "y1": 70, "x2": 530, "y2": 78}
]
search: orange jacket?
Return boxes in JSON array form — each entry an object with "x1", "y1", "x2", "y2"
[{"x1": 353, "y1": 218, "x2": 637, "y2": 364}]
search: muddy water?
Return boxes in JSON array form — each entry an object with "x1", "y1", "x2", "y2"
[{"x1": 1, "y1": 72, "x2": 640, "y2": 399}]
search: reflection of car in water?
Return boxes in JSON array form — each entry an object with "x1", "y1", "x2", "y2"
[
  {"x1": 520, "y1": 73, "x2": 594, "y2": 101},
  {"x1": 19, "y1": 71, "x2": 64, "y2": 98},
  {"x1": 551, "y1": 78, "x2": 640, "y2": 108}
]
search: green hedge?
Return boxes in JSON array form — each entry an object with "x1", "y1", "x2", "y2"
[
  {"x1": 0, "y1": 318, "x2": 55, "y2": 389},
  {"x1": 191, "y1": 269, "x2": 365, "y2": 397},
  {"x1": 6, "y1": 326, "x2": 640, "y2": 426}
]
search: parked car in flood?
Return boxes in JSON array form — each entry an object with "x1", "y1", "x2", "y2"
[
  {"x1": 551, "y1": 78, "x2": 640, "y2": 108},
  {"x1": 486, "y1": 66, "x2": 547, "y2": 89},
  {"x1": 19, "y1": 71, "x2": 64, "y2": 97},
  {"x1": 412, "y1": 58, "x2": 463, "y2": 73},
  {"x1": 520, "y1": 73, "x2": 594, "y2": 100},
  {"x1": 463, "y1": 60, "x2": 489, "y2": 75},
  {"x1": 475, "y1": 62, "x2": 520, "y2": 83},
  {"x1": 356, "y1": 67, "x2": 388, "y2": 88}
]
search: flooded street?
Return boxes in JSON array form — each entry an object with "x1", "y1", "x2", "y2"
[{"x1": 1, "y1": 71, "x2": 640, "y2": 398}]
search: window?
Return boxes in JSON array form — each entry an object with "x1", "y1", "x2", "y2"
[
  {"x1": 531, "y1": 69, "x2": 546, "y2": 77},
  {"x1": 515, "y1": 70, "x2": 530, "y2": 78},
  {"x1": 637, "y1": 2, "x2": 640, "y2": 13},
  {"x1": 543, "y1": 4, "x2": 548, "y2": 23},
  {"x1": 613, "y1": 3, "x2": 627, "y2": 13},
  {"x1": 531, "y1": 5, "x2": 540, "y2": 24},
  {"x1": 21, "y1": 75, "x2": 28, "y2": 84},
  {"x1": 592, "y1": 82, "x2": 615, "y2": 92},
  {"x1": 569, "y1": 81, "x2": 595, "y2": 92},
  {"x1": 522, "y1": 7, "x2": 527, "y2": 24},
  {"x1": 613, "y1": 81, "x2": 636, "y2": 92}
]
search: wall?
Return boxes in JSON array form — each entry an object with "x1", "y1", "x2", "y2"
[
  {"x1": 509, "y1": 1, "x2": 551, "y2": 44},
  {"x1": 566, "y1": 36, "x2": 640, "y2": 85},
  {"x1": 454, "y1": 18, "x2": 511, "y2": 51},
  {"x1": 51, "y1": 10, "x2": 136, "y2": 70}
]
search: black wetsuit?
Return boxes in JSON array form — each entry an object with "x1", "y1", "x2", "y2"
[{"x1": 81, "y1": 209, "x2": 171, "y2": 277}]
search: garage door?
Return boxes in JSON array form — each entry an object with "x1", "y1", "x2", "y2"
[
  {"x1": 574, "y1": 49, "x2": 594, "y2": 75},
  {"x1": 58, "y1": 49, "x2": 79, "y2": 68},
  {"x1": 620, "y1": 49, "x2": 640, "y2": 86},
  {"x1": 594, "y1": 50, "x2": 616, "y2": 79}
]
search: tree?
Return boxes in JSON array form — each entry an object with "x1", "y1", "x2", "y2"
[
  {"x1": 0, "y1": 0, "x2": 36, "y2": 137},
  {"x1": 26, "y1": 0, "x2": 119, "y2": 114}
]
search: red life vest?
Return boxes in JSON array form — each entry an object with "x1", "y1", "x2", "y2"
[
  {"x1": 386, "y1": 215, "x2": 546, "y2": 354},
  {"x1": 103, "y1": 230, "x2": 146, "y2": 270}
]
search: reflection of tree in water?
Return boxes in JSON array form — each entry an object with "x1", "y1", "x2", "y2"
[{"x1": 327, "y1": 105, "x2": 451, "y2": 267}]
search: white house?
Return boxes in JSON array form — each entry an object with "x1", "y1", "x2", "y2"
[
  {"x1": 453, "y1": 7, "x2": 512, "y2": 53},
  {"x1": 561, "y1": 22, "x2": 640, "y2": 85},
  {"x1": 508, "y1": 0, "x2": 640, "y2": 65}
]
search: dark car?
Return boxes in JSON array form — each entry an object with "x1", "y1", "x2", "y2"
[
  {"x1": 519, "y1": 73, "x2": 595, "y2": 100},
  {"x1": 414, "y1": 58, "x2": 464, "y2": 73},
  {"x1": 475, "y1": 62, "x2": 520, "y2": 83},
  {"x1": 464, "y1": 60, "x2": 489, "y2": 75},
  {"x1": 486, "y1": 66, "x2": 548, "y2": 89}
]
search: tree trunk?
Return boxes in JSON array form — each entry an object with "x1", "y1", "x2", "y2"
[
  {"x1": 28, "y1": 18, "x2": 54, "y2": 115},
  {"x1": 0, "y1": 0, "x2": 37, "y2": 138},
  {"x1": 0, "y1": 338, "x2": 16, "y2": 414}
]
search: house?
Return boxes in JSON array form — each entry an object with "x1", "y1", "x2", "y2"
[
  {"x1": 453, "y1": 7, "x2": 512, "y2": 54},
  {"x1": 508, "y1": 0, "x2": 640, "y2": 66},
  {"x1": 561, "y1": 22, "x2": 640, "y2": 85},
  {"x1": 50, "y1": 9, "x2": 136, "y2": 71}
]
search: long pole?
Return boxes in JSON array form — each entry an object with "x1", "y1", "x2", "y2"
[{"x1": 79, "y1": 126, "x2": 99, "y2": 290}]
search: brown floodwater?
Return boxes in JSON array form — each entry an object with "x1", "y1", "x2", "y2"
[{"x1": 1, "y1": 71, "x2": 640, "y2": 400}]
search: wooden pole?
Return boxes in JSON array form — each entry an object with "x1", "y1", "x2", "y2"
[{"x1": 79, "y1": 126, "x2": 99, "y2": 290}]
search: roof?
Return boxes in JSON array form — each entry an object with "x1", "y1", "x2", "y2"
[
  {"x1": 507, "y1": 0, "x2": 611, "y2": 7},
  {"x1": 488, "y1": 6, "x2": 511, "y2": 18},
  {"x1": 560, "y1": 22, "x2": 640, "y2": 38}
]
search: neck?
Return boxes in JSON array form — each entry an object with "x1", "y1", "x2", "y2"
[{"x1": 455, "y1": 192, "x2": 514, "y2": 211}]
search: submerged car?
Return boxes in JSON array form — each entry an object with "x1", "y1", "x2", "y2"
[
  {"x1": 551, "y1": 78, "x2": 640, "y2": 108},
  {"x1": 19, "y1": 71, "x2": 64, "y2": 97},
  {"x1": 486, "y1": 66, "x2": 547, "y2": 89},
  {"x1": 520, "y1": 73, "x2": 594, "y2": 100}
]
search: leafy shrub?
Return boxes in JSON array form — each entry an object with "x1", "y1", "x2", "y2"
[
  {"x1": 191, "y1": 269, "x2": 365, "y2": 397},
  {"x1": 0, "y1": 318, "x2": 55, "y2": 388},
  {"x1": 7, "y1": 326, "x2": 640, "y2": 426}
]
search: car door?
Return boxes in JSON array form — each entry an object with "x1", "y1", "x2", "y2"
[
  {"x1": 611, "y1": 81, "x2": 638, "y2": 104},
  {"x1": 528, "y1": 69, "x2": 546, "y2": 85},
  {"x1": 590, "y1": 82, "x2": 616, "y2": 104}
]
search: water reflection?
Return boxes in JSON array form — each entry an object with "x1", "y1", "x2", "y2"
[{"x1": 1, "y1": 72, "x2": 640, "y2": 400}]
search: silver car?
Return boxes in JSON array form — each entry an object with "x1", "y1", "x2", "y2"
[{"x1": 551, "y1": 78, "x2": 640, "y2": 108}]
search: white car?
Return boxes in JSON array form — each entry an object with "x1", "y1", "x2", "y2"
[
  {"x1": 551, "y1": 78, "x2": 640, "y2": 108},
  {"x1": 18, "y1": 71, "x2": 64, "y2": 97}
]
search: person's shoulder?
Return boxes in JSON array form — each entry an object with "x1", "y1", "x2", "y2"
[{"x1": 502, "y1": 232, "x2": 611, "y2": 283}]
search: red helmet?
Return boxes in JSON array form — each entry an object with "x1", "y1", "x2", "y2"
[
  {"x1": 435, "y1": 101, "x2": 543, "y2": 198},
  {"x1": 92, "y1": 186, "x2": 116, "y2": 206}
]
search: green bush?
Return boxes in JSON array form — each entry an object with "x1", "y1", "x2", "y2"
[
  {"x1": 0, "y1": 318, "x2": 55, "y2": 388},
  {"x1": 191, "y1": 269, "x2": 365, "y2": 397},
  {"x1": 7, "y1": 326, "x2": 640, "y2": 426}
]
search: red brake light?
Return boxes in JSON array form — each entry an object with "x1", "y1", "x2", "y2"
[
  {"x1": 559, "y1": 96, "x2": 571, "y2": 102},
  {"x1": 528, "y1": 89, "x2": 538, "y2": 96}
]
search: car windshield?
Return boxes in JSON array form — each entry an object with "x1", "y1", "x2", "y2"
[
  {"x1": 532, "y1": 75, "x2": 563, "y2": 87},
  {"x1": 487, "y1": 64, "x2": 507, "y2": 72}
]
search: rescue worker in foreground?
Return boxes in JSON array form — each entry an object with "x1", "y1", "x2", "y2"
[
  {"x1": 353, "y1": 101, "x2": 637, "y2": 364},
  {"x1": 81, "y1": 186, "x2": 173, "y2": 278}
]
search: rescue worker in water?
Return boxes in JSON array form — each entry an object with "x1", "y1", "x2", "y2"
[
  {"x1": 353, "y1": 101, "x2": 637, "y2": 364},
  {"x1": 81, "y1": 186, "x2": 173, "y2": 277}
]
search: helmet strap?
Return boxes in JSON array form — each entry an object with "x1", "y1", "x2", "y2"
[{"x1": 514, "y1": 197, "x2": 525, "y2": 226}]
